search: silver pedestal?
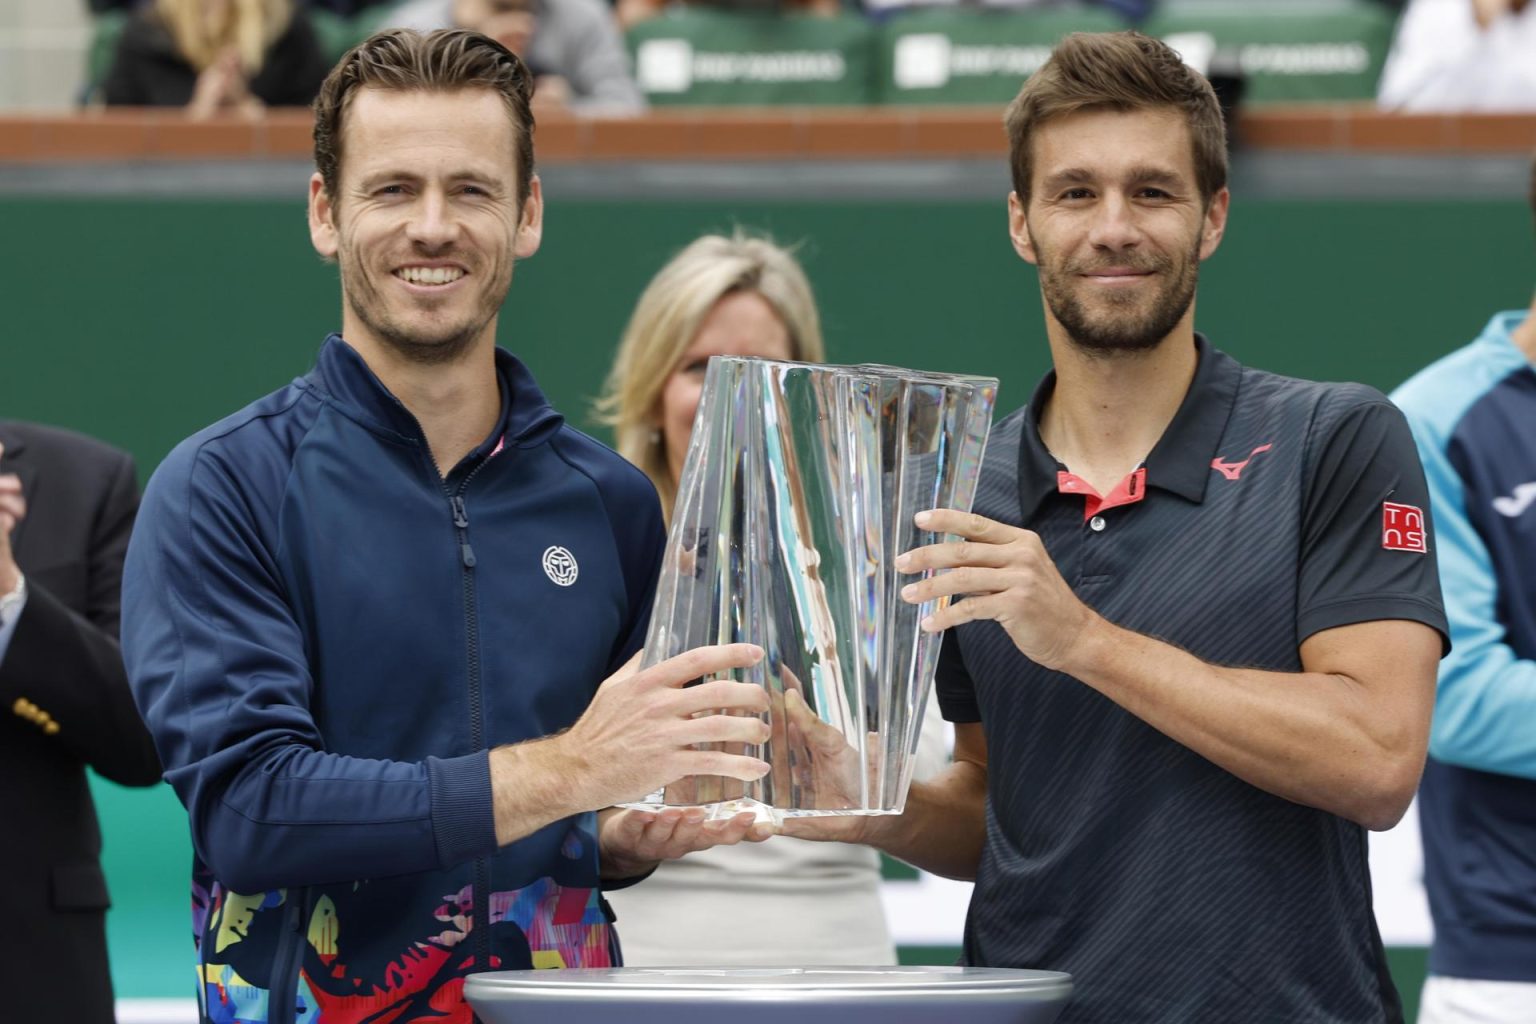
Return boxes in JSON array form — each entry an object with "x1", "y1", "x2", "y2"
[{"x1": 465, "y1": 966, "x2": 1072, "y2": 1024}]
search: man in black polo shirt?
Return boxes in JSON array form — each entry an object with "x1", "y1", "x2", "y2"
[{"x1": 783, "y1": 31, "x2": 1446, "y2": 1023}]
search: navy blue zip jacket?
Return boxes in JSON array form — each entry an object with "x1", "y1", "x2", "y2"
[{"x1": 122, "y1": 336, "x2": 664, "y2": 1024}]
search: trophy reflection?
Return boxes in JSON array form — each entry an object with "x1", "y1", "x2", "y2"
[{"x1": 627, "y1": 357, "x2": 997, "y2": 823}]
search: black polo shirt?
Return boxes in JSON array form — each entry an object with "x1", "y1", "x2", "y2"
[{"x1": 936, "y1": 336, "x2": 1447, "y2": 1024}]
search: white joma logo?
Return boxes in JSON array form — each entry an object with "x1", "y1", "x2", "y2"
[{"x1": 1493, "y1": 482, "x2": 1536, "y2": 518}]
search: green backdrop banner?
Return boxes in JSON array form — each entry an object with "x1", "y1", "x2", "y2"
[
  {"x1": 1144, "y1": 0, "x2": 1397, "y2": 103},
  {"x1": 877, "y1": 8, "x2": 1127, "y2": 105},
  {"x1": 629, "y1": 11, "x2": 876, "y2": 105},
  {"x1": 626, "y1": 2, "x2": 1397, "y2": 108},
  {"x1": 5, "y1": 192, "x2": 1528, "y2": 1009}
]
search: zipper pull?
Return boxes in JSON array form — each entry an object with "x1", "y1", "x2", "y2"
[{"x1": 450, "y1": 496, "x2": 476, "y2": 567}]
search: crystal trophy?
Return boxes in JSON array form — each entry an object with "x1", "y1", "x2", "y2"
[{"x1": 626, "y1": 357, "x2": 997, "y2": 823}]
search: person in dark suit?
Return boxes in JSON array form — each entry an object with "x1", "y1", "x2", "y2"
[{"x1": 0, "y1": 421, "x2": 162, "y2": 1024}]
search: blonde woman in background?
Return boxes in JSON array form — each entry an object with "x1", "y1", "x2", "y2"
[
  {"x1": 103, "y1": 0, "x2": 329, "y2": 118},
  {"x1": 597, "y1": 232, "x2": 951, "y2": 965}
]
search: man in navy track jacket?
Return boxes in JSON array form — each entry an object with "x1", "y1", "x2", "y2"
[{"x1": 123, "y1": 29, "x2": 774, "y2": 1024}]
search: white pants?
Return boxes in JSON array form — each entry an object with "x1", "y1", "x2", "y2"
[{"x1": 1419, "y1": 975, "x2": 1536, "y2": 1024}]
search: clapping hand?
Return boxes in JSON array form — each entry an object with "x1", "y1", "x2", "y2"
[{"x1": 0, "y1": 443, "x2": 25, "y2": 593}]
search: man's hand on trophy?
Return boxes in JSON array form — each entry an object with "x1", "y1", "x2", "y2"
[
  {"x1": 564, "y1": 644, "x2": 774, "y2": 808},
  {"x1": 488, "y1": 644, "x2": 772, "y2": 848},
  {"x1": 770, "y1": 687, "x2": 881, "y2": 846},
  {"x1": 596, "y1": 805, "x2": 773, "y2": 880},
  {"x1": 782, "y1": 689, "x2": 866, "y2": 811},
  {"x1": 896, "y1": 509, "x2": 1100, "y2": 674}
]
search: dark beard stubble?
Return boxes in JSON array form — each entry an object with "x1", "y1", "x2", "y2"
[
  {"x1": 336, "y1": 235, "x2": 512, "y2": 367},
  {"x1": 1034, "y1": 232, "x2": 1202, "y2": 357}
]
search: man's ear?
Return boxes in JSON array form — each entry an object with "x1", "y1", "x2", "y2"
[
  {"x1": 1198, "y1": 186, "x2": 1231, "y2": 262},
  {"x1": 515, "y1": 174, "x2": 543, "y2": 260},
  {"x1": 1007, "y1": 191, "x2": 1039, "y2": 266},
  {"x1": 308, "y1": 172, "x2": 338, "y2": 261}
]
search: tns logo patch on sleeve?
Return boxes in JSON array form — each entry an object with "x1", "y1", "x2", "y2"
[
  {"x1": 1381, "y1": 502, "x2": 1427, "y2": 553},
  {"x1": 542, "y1": 545, "x2": 579, "y2": 586}
]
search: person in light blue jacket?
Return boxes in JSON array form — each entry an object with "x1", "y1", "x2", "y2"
[{"x1": 1390, "y1": 154, "x2": 1536, "y2": 1024}]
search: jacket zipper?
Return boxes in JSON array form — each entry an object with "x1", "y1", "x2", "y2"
[{"x1": 448, "y1": 464, "x2": 491, "y2": 977}]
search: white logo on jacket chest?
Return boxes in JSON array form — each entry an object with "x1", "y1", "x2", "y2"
[
  {"x1": 542, "y1": 546, "x2": 579, "y2": 586},
  {"x1": 1493, "y1": 482, "x2": 1536, "y2": 518}
]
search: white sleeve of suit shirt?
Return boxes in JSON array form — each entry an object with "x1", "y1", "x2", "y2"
[{"x1": 0, "y1": 588, "x2": 27, "y2": 667}]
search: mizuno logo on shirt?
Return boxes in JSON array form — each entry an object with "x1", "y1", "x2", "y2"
[
  {"x1": 1211, "y1": 443, "x2": 1272, "y2": 481},
  {"x1": 1493, "y1": 482, "x2": 1536, "y2": 518}
]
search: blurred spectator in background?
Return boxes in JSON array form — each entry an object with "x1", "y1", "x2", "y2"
[
  {"x1": 102, "y1": 0, "x2": 329, "y2": 117},
  {"x1": 387, "y1": 0, "x2": 646, "y2": 113},
  {"x1": 595, "y1": 232, "x2": 951, "y2": 966},
  {"x1": 1379, "y1": 0, "x2": 1536, "y2": 110}
]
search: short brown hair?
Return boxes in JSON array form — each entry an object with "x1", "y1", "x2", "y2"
[
  {"x1": 313, "y1": 29, "x2": 535, "y2": 208},
  {"x1": 1005, "y1": 31, "x2": 1227, "y2": 204}
]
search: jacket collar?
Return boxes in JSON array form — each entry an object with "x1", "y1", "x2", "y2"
[
  {"x1": 305, "y1": 334, "x2": 564, "y2": 451},
  {"x1": 1016, "y1": 333, "x2": 1242, "y2": 522},
  {"x1": 1478, "y1": 310, "x2": 1536, "y2": 372},
  {"x1": 0, "y1": 423, "x2": 25, "y2": 460}
]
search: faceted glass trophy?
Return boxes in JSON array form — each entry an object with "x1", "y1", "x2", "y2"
[{"x1": 626, "y1": 357, "x2": 998, "y2": 824}]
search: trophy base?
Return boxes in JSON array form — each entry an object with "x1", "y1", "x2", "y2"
[{"x1": 616, "y1": 796, "x2": 903, "y2": 826}]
